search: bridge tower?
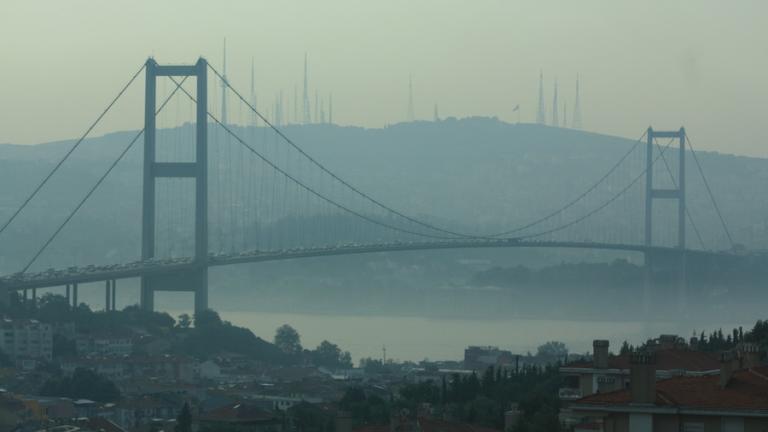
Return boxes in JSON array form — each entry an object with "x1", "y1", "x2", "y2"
[
  {"x1": 644, "y1": 127, "x2": 686, "y2": 314},
  {"x1": 141, "y1": 58, "x2": 209, "y2": 312}
]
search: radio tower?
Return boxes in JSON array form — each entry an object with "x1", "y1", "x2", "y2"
[
  {"x1": 563, "y1": 100, "x2": 568, "y2": 128},
  {"x1": 302, "y1": 53, "x2": 311, "y2": 124},
  {"x1": 221, "y1": 38, "x2": 228, "y2": 126},
  {"x1": 536, "y1": 70, "x2": 546, "y2": 124},
  {"x1": 572, "y1": 74, "x2": 583, "y2": 129},
  {"x1": 250, "y1": 58, "x2": 257, "y2": 127},
  {"x1": 551, "y1": 79, "x2": 559, "y2": 127},
  {"x1": 329, "y1": 93, "x2": 333, "y2": 124},
  {"x1": 407, "y1": 74, "x2": 415, "y2": 122}
]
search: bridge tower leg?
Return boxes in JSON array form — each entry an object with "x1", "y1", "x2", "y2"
[
  {"x1": 644, "y1": 127, "x2": 687, "y2": 315},
  {"x1": 105, "y1": 280, "x2": 111, "y2": 312},
  {"x1": 111, "y1": 280, "x2": 116, "y2": 311},
  {"x1": 141, "y1": 58, "x2": 209, "y2": 313},
  {"x1": 72, "y1": 283, "x2": 78, "y2": 309}
]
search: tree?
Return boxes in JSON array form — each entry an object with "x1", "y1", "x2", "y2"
[
  {"x1": 619, "y1": 341, "x2": 634, "y2": 355},
  {"x1": 40, "y1": 368, "x2": 120, "y2": 402},
  {"x1": 177, "y1": 313, "x2": 192, "y2": 329},
  {"x1": 175, "y1": 402, "x2": 192, "y2": 432},
  {"x1": 536, "y1": 341, "x2": 568, "y2": 360},
  {"x1": 274, "y1": 324, "x2": 302, "y2": 354},
  {"x1": 311, "y1": 340, "x2": 353, "y2": 369},
  {"x1": 194, "y1": 309, "x2": 222, "y2": 328}
]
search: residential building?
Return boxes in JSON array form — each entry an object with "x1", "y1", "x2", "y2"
[
  {"x1": 569, "y1": 345, "x2": 768, "y2": 432},
  {"x1": 20, "y1": 396, "x2": 76, "y2": 421},
  {"x1": 463, "y1": 346, "x2": 514, "y2": 370},
  {"x1": 0, "y1": 318, "x2": 53, "y2": 362},
  {"x1": 113, "y1": 395, "x2": 181, "y2": 430},
  {"x1": 76, "y1": 330, "x2": 134, "y2": 357},
  {"x1": 61, "y1": 354, "x2": 200, "y2": 383},
  {"x1": 559, "y1": 339, "x2": 720, "y2": 401},
  {"x1": 197, "y1": 402, "x2": 284, "y2": 432}
]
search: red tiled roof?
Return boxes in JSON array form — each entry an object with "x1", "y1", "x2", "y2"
[
  {"x1": 199, "y1": 402, "x2": 280, "y2": 423},
  {"x1": 566, "y1": 349, "x2": 720, "y2": 372},
  {"x1": 575, "y1": 366, "x2": 768, "y2": 411}
]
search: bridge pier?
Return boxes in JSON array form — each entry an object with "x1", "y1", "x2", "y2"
[
  {"x1": 140, "y1": 58, "x2": 209, "y2": 313},
  {"x1": 140, "y1": 280, "x2": 154, "y2": 312},
  {"x1": 141, "y1": 267, "x2": 208, "y2": 312},
  {"x1": 65, "y1": 284, "x2": 71, "y2": 305},
  {"x1": 643, "y1": 252, "x2": 652, "y2": 318},
  {"x1": 105, "y1": 280, "x2": 111, "y2": 312},
  {"x1": 645, "y1": 127, "x2": 688, "y2": 316},
  {"x1": 72, "y1": 283, "x2": 78, "y2": 309},
  {"x1": 111, "y1": 280, "x2": 116, "y2": 311}
]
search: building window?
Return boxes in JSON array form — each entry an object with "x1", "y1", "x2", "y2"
[{"x1": 682, "y1": 422, "x2": 704, "y2": 432}]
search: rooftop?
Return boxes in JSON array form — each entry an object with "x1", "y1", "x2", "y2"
[{"x1": 574, "y1": 366, "x2": 768, "y2": 412}]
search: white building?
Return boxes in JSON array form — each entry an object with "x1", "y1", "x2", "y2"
[
  {"x1": 76, "y1": 331, "x2": 134, "y2": 357},
  {"x1": 0, "y1": 318, "x2": 53, "y2": 362}
]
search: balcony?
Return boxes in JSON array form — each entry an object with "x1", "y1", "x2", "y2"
[{"x1": 558, "y1": 387, "x2": 583, "y2": 400}]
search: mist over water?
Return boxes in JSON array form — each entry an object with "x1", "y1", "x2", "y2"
[{"x1": 216, "y1": 311, "x2": 746, "y2": 364}]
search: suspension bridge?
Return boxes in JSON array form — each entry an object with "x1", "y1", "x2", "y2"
[{"x1": 0, "y1": 58, "x2": 740, "y2": 313}]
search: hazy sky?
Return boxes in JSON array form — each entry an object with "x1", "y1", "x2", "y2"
[{"x1": 1, "y1": 1, "x2": 767, "y2": 156}]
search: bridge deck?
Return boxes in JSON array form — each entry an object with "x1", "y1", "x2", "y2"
[{"x1": 0, "y1": 240, "x2": 727, "y2": 291}]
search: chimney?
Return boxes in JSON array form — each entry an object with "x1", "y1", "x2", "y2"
[
  {"x1": 629, "y1": 352, "x2": 656, "y2": 404},
  {"x1": 739, "y1": 343, "x2": 761, "y2": 369},
  {"x1": 720, "y1": 350, "x2": 736, "y2": 388},
  {"x1": 335, "y1": 411, "x2": 353, "y2": 432},
  {"x1": 593, "y1": 340, "x2": 609, "y2": 369}
]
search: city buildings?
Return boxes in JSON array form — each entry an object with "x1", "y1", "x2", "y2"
[{"x1": 463, "y1": 346, "x2": 515, "y2": 370}]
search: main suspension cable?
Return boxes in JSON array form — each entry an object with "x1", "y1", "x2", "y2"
[
  {"x1": 170, "y1": 77, "x2": 460, "y2": 240},
  {"x1": 21, "y1": 76, "x2": 189, "y2": 273},
  {"x1": 654, "y1": 139, "x2": 706, "y2": 249},
  {"x1": 208, "y1": 64, "x2": 472, "y2": 239},
  {"x1": 212, "y1": 63, "x2": 652, "y2": 241},
  {"x1": 0, "y1": 63, "x2": 145, "y2": 239},
  {"x1": 520, "y1": 136, "x2": 676, "y2": 240},
  {"x1": 686, "y1": 135, "x2": 735, "y2": 249},
  {"x1": 488, "y1": 130, "x2": 648, "y2": 237}
]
